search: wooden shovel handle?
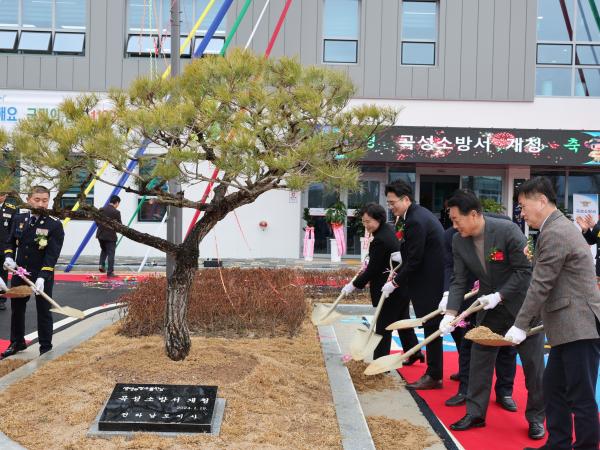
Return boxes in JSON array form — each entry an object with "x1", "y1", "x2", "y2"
[
  {"x1": 320, "y1": 274, "x2": 360, "y2": 321},
  {"x1": 527, "y1": 325, "x2": 544, "y2": 336},
  {"x1": 366, "y1": 260, "x2": 402, "y2": 337},
  {"x1": 8, "y1": 267, "x2": 62, "y2": 310}
]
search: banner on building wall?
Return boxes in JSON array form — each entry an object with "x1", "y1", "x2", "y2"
[{"x1": 365, "y1": 126, "x2": 600, "y2": 166}]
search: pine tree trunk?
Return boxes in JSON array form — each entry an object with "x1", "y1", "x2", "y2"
[{"x1": 164, "y1": 249, "x2": 197, "y2": 361}]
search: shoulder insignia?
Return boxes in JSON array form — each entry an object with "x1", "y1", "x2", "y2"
[{"x1": 5, "y1": 203, "x2": 16, "y2": 209}]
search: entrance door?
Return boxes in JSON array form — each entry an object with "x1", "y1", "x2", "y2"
[{"x1": 419, "y1": 175, "x2": 460, "y2": 215}]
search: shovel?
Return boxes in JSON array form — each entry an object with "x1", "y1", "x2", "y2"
[
  {"x1": 1, "y1": 285, "x2": 34, "y2": 297},
  {"x1": 385, "y1": 289, "x2": 480, "y2": 331},
  {"x1": 364, "y1": 299, "x2": 485, "y2": 375},
  {"x1": 466, "y1": 324, "x2": 544, "y2": 347},
  {"x1": 311, "y1": 274, "x2": 359, "y2": 326},
  {"x1": 349, "y1": 259, "x2": 400, "y2": 361},
  {"x1": 9, "y1": 267, "x2": 85, "y2": 319}
]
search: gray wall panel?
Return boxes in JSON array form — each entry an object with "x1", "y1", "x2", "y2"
[
  {"x1": 283, "y1": 0, "x2": 301, "y2": 58},
  {"x1": 89, "y1": 0, "x2": 107, "y2": 91},
  {"x1": 23, "y1": 57, "x2": 41, "y2": 90},
  {"x1": 460, "y1": 0, "x2": 478, "y2": 99},
  {"x1": 475, "y1": 0, "x2": 494, "y2": 100},
  {"x1": 6, "y1": 57, "x2": 24, "y2": 89},
  {"x1": 106, "y1": 0, "x2": 125, "y2": 90},
  {"x1": 412, "y1": 67, "x2": 429, "y2": 99},
  {"x1": 379, "y1": 0, "x2": 398, "y2": 98},
  {"x1": 40, "y1": 58, "x2": 57, "y2": 90},
  {"x1": 396, "y1": 67, "x2": 413, "y2": 98},
  {"x1": 508, "y1": 0, "x2": 527, "y2": 99},
  {"x1": 362, "y1": 0, "x2": 382, "y2": 98},
  {"x1": 523, "y1": 0, "x2": 537, "y2": 100},
  {"x1": 300, "y1": 0, "x2": 318, "y2": 66},
  {"x1": 443, "y1": 0, "x2": 462, "y2": 99},
  {"x1": 56, "y1": 58, "x2": 74, "y2": 91},
  {"x1": 0, "y1": 57, "x2": 7, "y2": 87},
  {"x1": 73, "y1": 58, "x2": 90, "y2": 91},
  {"x1": 250, "y1": 0, "x2": 270, "y2": 56},
  {"x1": 121, "y1": 59, "x2": 139, "y2": 89},
  {"x1": 492, "y1": 0, "x2": 510, "y2": 100},
  {"x1": 267, "y1": 0, "x2": 285, "y2": 58}
]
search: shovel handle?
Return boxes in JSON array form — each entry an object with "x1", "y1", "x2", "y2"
[
  {"x1": 319, "y1": 273, "x2": 361, "y2": 322},
  {"x1": 8, "y1": 267, "x2": 62, "y2": 311},
  {"x1": 527, "y1": 325, "x2": 544, "y2": 336},
  {"x1": 367, "y1": 261, "x2": 402, "y2": 336}
]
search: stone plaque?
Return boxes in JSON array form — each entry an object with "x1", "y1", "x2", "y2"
[{"x1": 98, "y1": 383, "x2": 218, "y2": 433}]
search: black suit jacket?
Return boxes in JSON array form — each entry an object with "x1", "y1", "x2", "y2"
[
  {"x1": 392, "y1": 203, "x2": 445, "y2": 312},
  {"x1": 95, "y1": 204, "x2": 121, "y2": 242},
  {"x1": 582, "y1": 222, "x2": 600, "y2": 276}
]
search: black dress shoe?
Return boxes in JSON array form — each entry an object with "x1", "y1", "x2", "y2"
[
  {"x1": 98, "y1": 266, "x2": 105, "y2": 273},
  {"x1": 496, "y1": 396, "x2": 518, "y2": 412},
  {"x1": 39, "y1": 346, "x2": 52, "y2": 356},
  {"x1": 450, "y1": 414, "x2": 485, "y2": 431},
  {"x1": 1, "y1": 341, "x2": 27, "y2": 358},
  {"x1": 406, "y1": 374, "x2": 442, "y2": 390},
  {"x1": 449, "y1": 372, "x2": 460, "y2": 381},
  {"x1": 403, "y1": 351, "x2": 425, "y2": 366},
  {"x1": 528, "y1": 422, "x2": 545, "y2": 440},
  {"x1": 445, "y1": 392, "x2": 466, "y2": 406}
]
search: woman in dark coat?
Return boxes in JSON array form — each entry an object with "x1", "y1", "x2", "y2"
[{"x1": 342, "y1": 203, "x2": 424, "y2": 362}]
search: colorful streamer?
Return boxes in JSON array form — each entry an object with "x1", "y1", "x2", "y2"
[
  {"x1": 331, "y1": 223, "x2": 346, "y2": 257},
  {"x1": 303, "y1": 226, "x2": 315, "y2": 260}
]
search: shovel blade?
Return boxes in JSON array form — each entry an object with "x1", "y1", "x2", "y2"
[
  {"x1": 386, "y1": 318, "x2": 423, "y2": 331},
  {"x1": 364, "y1": 353, "x2": 405, "y2": 375},
  {"x1": 349, "y1": 330, "x2": 383, "y2": 361},
  {"x1": 50, "y1": 306, "x2": 85, "y2": 320},
  {"x1": 311, "y1": 304, "x2": 343, "y2": 326},
  {"x1": 315, "y1": 311, "x2": 344, "y2": 326}
]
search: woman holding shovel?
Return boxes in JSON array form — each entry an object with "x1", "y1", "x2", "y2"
[{"x1": 341, "y1": 203, "x2": 422, "y2": 361}]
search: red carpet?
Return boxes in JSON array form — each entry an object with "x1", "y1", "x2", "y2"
[
  {"x1": 396, "y1": 351, "x2": 543, "y2": 450},
  {"x1": 6, "y1": 272, "x2": 156, "y2": 282}
]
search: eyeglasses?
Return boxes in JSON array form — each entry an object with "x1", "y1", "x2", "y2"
[{"x1": 386, "y1": 196, "x2": 405, "y2": 206}]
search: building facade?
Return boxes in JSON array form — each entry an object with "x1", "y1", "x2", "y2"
[{"x1": 0, "y1": 0, "x2": 598, "y2": 260}]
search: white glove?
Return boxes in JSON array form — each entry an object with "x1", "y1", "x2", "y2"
[
  {"x1": 0, "y1": 277, "x2": 6, "y2": 292},
  {"x1": 504, "y1": 326, "x2": 527, "y2": 345},
  {"x1": 381, "y1": 281, "x2": 396, "y2": 297},
  {"x1": 3, "y1": 257, "x2": 16, "y2": 270},
  {"x1": 439, "y1": 314, "x2": 456, "y2": 336},
  {"x1": 438, "y1": 291, "x2": 449, "y2": 312},
  {"x1": 390, "y1": 251, "x2": 402, "y2": 264},
  {"x1": 341, "y1": 282, "x2": 355, "y2": 296},
  {"x1": 34, "y1": 278, "x2": 45, "y2": 295},
  {"x1": 480, "y1": 292, "x2": 502, "y2": 310}
]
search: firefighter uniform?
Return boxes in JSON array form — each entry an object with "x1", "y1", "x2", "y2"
[{"x1": 0, "y1": 201, "x2": 16, "y2": 310}]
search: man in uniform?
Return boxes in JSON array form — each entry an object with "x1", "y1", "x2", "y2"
[
  {"x1": 0, "y1": 186, "x2": 64, "y2": 358},
  {"x1": 0, "y1": 192, "x2": 17, "y2": 310}
]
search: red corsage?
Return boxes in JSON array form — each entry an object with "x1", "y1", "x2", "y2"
[
  {"x1": 395, "y1": 220, "x2": 405, "y2": 241},
  {"x1": 488, "y1": 247, "x2": 505, "y2": 262}
]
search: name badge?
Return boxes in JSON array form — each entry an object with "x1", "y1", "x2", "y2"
[
  {"x1": 3, "y1": 213, "x2": 11, "y2": 218},
  {"x1": 36, "y1": 228, "x2": 49, "y2": 236}
]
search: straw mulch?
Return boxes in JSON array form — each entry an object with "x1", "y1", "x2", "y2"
[
  {"x1": 367, "y1": 416, "x2": 437, "y2": 450},
  {"x1": 0, "y1": 358, "x2": 29, "y2": 378},
  {"x1": 0, "y1": 321, "x2": 340, "y2": 450},
  {"x1": 344, "y1": 360, "x2": 400, "y2": 392}
]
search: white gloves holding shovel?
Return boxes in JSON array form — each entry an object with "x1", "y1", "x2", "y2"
[{"x1": 341, "y1": 283, "x2": 356, "y2": 296}]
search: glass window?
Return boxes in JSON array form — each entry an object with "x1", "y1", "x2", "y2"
[
  {"x1": 576, "y1": 45, "x2": 600, "y2": 65},
  {"x1": 0, "y1": 0, "x2": 19, "y2": 27},
  {"x1": 461, "y1": 176, "x2": 503, "y2": 203},
  {"x1": 18, "y1": 31, "x2": 51, "y2": 52},
  {"x1": 576, "y1": 0, "x2": 600, "y2": 41},
  {"x1": 401, "y1": 42, "x2": 435, "y2": 65},
  {"x1": 530, "y1": 170, "x2": 566, "y2": 210},
  {"x1": 126, "y1": 35, "x2": 160, "y2": 55},
  {"x1": 536, "y1": 67, "x2": 572, "y2": 95},
  {"x1": 537, "y1": 44, "x2": 572, "y2": 64},
  {"x1": 323, "y1": 39, "x2": 358, "y2": 63},
  {"x1": 323, "y1": 0, "x2": 359, "y2": 38},
  {"x1": 195, "y1": 0, "x2": 226, "y2": 33},
  {"x1": 348, "y1": 180, "x2": 380, "y2": 209},
  {"x1": 193, "y1": 36, "x2": 224, "y2": 55},
  {"x1": 160, "y1": 36, "x2": 192, "y2": 56},
  {"x1": 0, "y1": 30, "x2": 17, "y2": 50},
  {"x1": 537, "y1": 0, "x2": 574, "y2": 41},
  {"x1": 402, "y1": 0, "x2": 437, "y2": 40},
  {"x1": 575, "y1": 68, "x2": 600, "y2": 96},
  {"x1": 138, "y1": 197, "x2": 167, "y2": 222},
  {"x1": 568, "y1": 173, "x2": 600, "y2": 212},
  {"x1": 388, "y1": 169, "x2": 416, "y2": 189},
  {"x1": 60, "y1": 196, "x2": 92, "y2": 214},
  {"x1": 53, "y1": 32, "x2": 84, "y2": 54},
  {"x1": 307, "y1": 183, "x2": 339, "y2": 208},
  {"x1": 56, "y1": 0, "x2": 86, "y2": 29},
  {"x1": 23, "y1": 0, "x2": 52, "y2": 28}
]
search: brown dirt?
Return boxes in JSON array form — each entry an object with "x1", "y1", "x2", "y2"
[
  {"x1": 367, "y1": 416, "x2": 437, "y2": 450},
  {"x1": 465, "y1": 326, "x2": 506, "y2": 341},
  {"x1": 0, "y1": 321, "x2": 341, "y2": 450},
  {"x1": 345, "y1": 360, "x2": 400, "y2": 392},
  {"x1": 0, "y1": 359, "x2": 29, "y2": 378}
]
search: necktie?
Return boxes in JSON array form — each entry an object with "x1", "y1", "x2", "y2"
[{"x1": 30, "y1": 215, "x2": 37, "y2": 227}]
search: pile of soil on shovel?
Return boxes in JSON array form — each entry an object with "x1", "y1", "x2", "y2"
[
  {"x1": 0, "y1": 359, "x2": 29, "y2": 378},
  {"x1": 367, "y1": 416, "x2": 437, "y2": 450},
  {"x1": 465, "y1": 326, "x2": 506, "y2": 342},
  {"x1": 345, "y1": 360, "x2": 400, "y2": 392}
]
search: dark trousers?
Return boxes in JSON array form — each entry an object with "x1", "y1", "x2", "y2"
[
  {"x1": 0, "y1": 253, "x2": 6, "y2": 306},
  {"x1": 411, "y1": 295, "x2": 444, "y2": 380},
  {"x1": 10, "y1": 275, "x2": 54, "y2": 351},
  {"x1": 373, "y1": 292, "x2": 419, "y2": 360},
  {"x1": 454, "y1": 323, "x2": 517, "y2": 396},
  {"x1": 466, "y1": 331, "x2": 545, "y2": 423},
  {"x1": 99, "y1": 239, "x2": 116, "y2": 274},
  {"x1": 544, "y1": 338, "x2": 600, "y2": 450}
]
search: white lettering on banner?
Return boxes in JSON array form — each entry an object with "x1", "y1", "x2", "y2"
[
  {"x1": 396, "y1": 135, "x2": 415, "y2": 150},
  {"x1": 455, "y1": 136, "x2": 472, "y2": 151},
  {"x1": 418, "y1": 135, "x2": 436, "y2": 151},
  {"x1": 524, "y1": 137, "x2": 543, "y2": 153},
  {"x1": 473, "y1": 135, "x2": 491, "y2": 152},
  {"x1": 506, "y1": 137, "x2": 523, "y2": 153}
]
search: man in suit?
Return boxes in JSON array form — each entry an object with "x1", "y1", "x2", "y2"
[
  {"x1": 0, "y1": 192, "x2": 17, "y2": 310},
  {"x1": 506, "y1": 177, "x2": 600, "y2": 450},
  {"x1": 575, "y1": 213, "x2": 600, "y2": 276},
  {"x1": 381, "y1": 179, "x2": 445, "y2": 390},
  {"x1": 440, "y1": 189, "x2": 545, "y2": 439},
  {"x1": 1, "y1": 186, "x2": 64, "y2": 358},
  {"x1": 342, "y1": 203, "x2": 420, "y2": 360},
  {"x1": 95, "y1": 195, "x2": 121, "y2": 278},
  {"x1": 441, "y1": 217, "x2": 518, "y2": 410}
]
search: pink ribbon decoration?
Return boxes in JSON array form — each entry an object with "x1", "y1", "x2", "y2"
[
  {"x1": 472, "y1": 280, "x2": 480, "y2": 292},
  {"x1": 15, "y1": 267, "x2": 30, "y2": 278},
  {"x1": 456, "y1": 319, "x2": 469, "y2": 328},
  {"x1": 331, "y1": 223, "x2": 346, "y2": 257},
  {"x1": 303, "y1": 226, "x2": 315, "y2": 259}
]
